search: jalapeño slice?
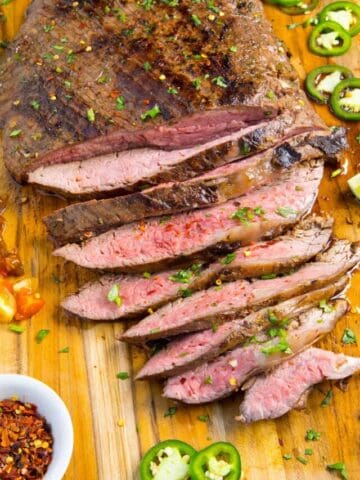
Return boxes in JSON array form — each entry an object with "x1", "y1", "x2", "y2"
[
  {"x1": 330, "y1": 77, "x2": 360, "y2": 121},
  {"x1": 305, "y1": 65, "x2": 353, "y2": 103},
  {"x1": 308, "y1": 21, "x2": 352, "y2": 56},
  {"x1": 189, "y1": 442, "x2": 241, "y2": 480},
  {"x1": 319, "y1": 1, "x2": 360, "y2": 37}
]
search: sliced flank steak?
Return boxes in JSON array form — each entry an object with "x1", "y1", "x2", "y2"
[
  {"x1": 44, "y1": 133, "x2": 326, "y2": 246},
  {"x1": 121, "y1": 241, "x2": 360, "y2": 343},
  {"x1": 54, "y1": 160, "x2": 323, "y2": 271},
  {"x1": 238, "y1": 348, "x2": 360, "y2": 423},
  {"x1": 62, "y1": 215, "x2": 333, "y2": 321},
  {"x1": 163, "y1": 300, "x2": 348, "y2": 404},
  {"x1": 136, "y1": 277, "x2": 347, "y2": 379}
]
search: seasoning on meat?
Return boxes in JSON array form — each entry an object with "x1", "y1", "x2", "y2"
[{"x1": 0, "y1": 399, "x2": 53, "y2": 480}]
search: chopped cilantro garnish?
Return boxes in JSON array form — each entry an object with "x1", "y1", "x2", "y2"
[
  {"x1": 261, "y1": 273, "x2": 278, "y2": 280},
  {"x1": 319, "y1": 299, "x2": 333, "y2": 313},
  {"x1": 143, "y1": 272, "x2": 152, "y2": 279},
  {"x1": 212, "y1": 76, "x2": 227, "y2": 88},
  {"x1": 197, "y1": 414, "x2": 210, "y2": 422},
  {"x1": 116, "y1": 372, "x2": 130, "y2": 380},
  {"x1": 305, "y1": 429, "x2": 321, "y2": 441},
  {"x1": 221, "y1": 252, "x2": 236, "y2": 265},
  {"x1": 261, "y1": 329, "x2": 292, "y2": 356},
  {"x1": 204, "y1": 376, "x2": 213, "y2": 385},
  {"x1": 116, "y1": 96, "x2": 125, "y2": 111},
  {"x1": 167, "y1": 87, "x2": 178, "y2": 95},
  {"x1": 283, "y1": 454, "x2": 292, "y2": 460},
  {"x1": 327, "y1": 463, "x2": 348, "y2": 479},
  {"x1": 143, "y1": 61, "x2": 152, "y2": 71},
  {"x1": 169, "y1": 263, "x2": 202, "y2": 284},
  {"x1": 35, "y1": 329, "x2": 50, "y2": 344},
  {"x1": 230, "y1": 206, "x2": 264, "y2": 225},
  {"x1": 43, "y1": 25, "x2": 54, "y2": 33},
  {"x1": 342, "y1": 328, "x2": 357, "y2": 344},
  {"x1": 191, "y1": 14, "x2": 202, "y2": 26},
  {"x1": 87, "y1": 108, "x2": 95, "y2": 123},
  {"x1": 30, "y1": 100, "x2": 41, "y2": 111},
  {"x1": 321, "y1": 389, "x2": 333, "y2": 408},
  {"x1": 296, "y1": 456, "x2": 308, "y2": 465},
  {"x1": 180, "y1": 288, "x2": 193, "y2": 298},
  {"x1": 107, "y1": 284, "x2": 123, "y2": 307},
  {"x1": 193, "y1": 77, "x2": 202, "y2": 90},
  {"x1": 229, "y1": 45, "x2": 237, "y2": 53},
  {"x1": 9, "y1": 324, "x2": 25, "y2": 334},
  {"x1": 164, "y1": 406, "x2": 177, "y2": 417},
  {"x1": 58, "y1": 346, "x2": 69, "y2": 353},
  {"x1": 140, "y1": 104, "x2": 161, "y2": 121},
  {"x1": 305, "y1": 448, "x2": 313, "y2": 456},
  {"x1": 9, "y1": 129, "x2": 22, "y2": 138}
]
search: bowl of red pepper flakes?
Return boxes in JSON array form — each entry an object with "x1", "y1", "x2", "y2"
[{"x1": 0, "y1": 375, "x2": 73, "y2": 480}]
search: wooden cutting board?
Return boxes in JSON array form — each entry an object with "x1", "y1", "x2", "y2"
[{"x1": 0, "y1": 1, "x2": 359, "y2": 478}]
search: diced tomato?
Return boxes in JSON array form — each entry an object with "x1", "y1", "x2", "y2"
[
  {"x1": 0, "y1": 277, "x2": 14, "y2": 293},
  {"x1": 0, "y1": 286, "x2": 16, "y2": 323},
  {"x1": 15, "y1": 292, "x2": 45, "y2": 321}
]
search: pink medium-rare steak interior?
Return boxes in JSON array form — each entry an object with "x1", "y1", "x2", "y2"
[
  {"x1": 163, "y1": 301, "x2": 347, "y2": 404},
  {"x1": 238, "y1": 347, "x2": 360, "y2": 423},
  {"x1": 53, "y1": 161, "x2": 323, "y2": 270}
]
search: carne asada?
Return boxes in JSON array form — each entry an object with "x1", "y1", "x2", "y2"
[
  {"x1": 163, "y1": 300, "x2": 348, "y2": 403},
  {"x1": 238, "y1": 347, "x2": 360, "y2": 423},
  {"x1": 54, "y1": 160, "x2": 323, "y2": 271},
  {"x1": 136, "y1": 277, "x2": 347, "y2": 379},
  {"x1": 121, "y1": 241, "x2": 359, "y2": 343},
  {"x1": 62, "y1": 215, "x2": 333, "y2": 320},
  {"x1": 0, "y1": 0, "x2": 332, "y2": 192},
  {"x1": 44, "y1": 135, "x2": 326, "y2": 246}
]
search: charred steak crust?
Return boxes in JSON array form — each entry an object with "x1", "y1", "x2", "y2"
[{"x1": 0, "y1": 0, "x2": 327, "y2": 184}]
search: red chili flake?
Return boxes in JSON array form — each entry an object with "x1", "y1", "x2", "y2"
[{"x1": 0, "y1": 399, "x2": 54, "y2": 480}]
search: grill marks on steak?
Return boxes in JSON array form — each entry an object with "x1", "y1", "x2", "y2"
[
  {"x1": 163, "y1": 300, "x2": 348, "y2": 403},
  {"x1": 53, "y1": 160, "x2": 323, "y2": 271},
  {"x1": 237, "y1": 348, "x2": 360, "y2": 423},
  {"x1": 121, "y1": 240, "x2": 360, "y2": 343},
  {"x1": 44, "y1": 133, "x2": 326, "y2": 246},
  {"x1": 62, "y1": 215, "x2": 333, "y2": 320},
  {"x1": 136, "y1": 278, "x2": 347, "y2": 379},
  {"x1": 0, "y1": 0, "x2": 328, "y2": 187}
]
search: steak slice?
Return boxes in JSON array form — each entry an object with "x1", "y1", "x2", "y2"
[
  {"x1": 44, "y1": 133, "x2": 326, "y2": 246},
  {"x1": 0, "y1": 0, "x2": 328, "y2": 184},
  {"x1": 136, "y1": 278, "x2": 347, "y2": 379},
  {"x1": 53, "y1": 160, "x2": 323, "y2": 271},
  {"x1": 237, "y1": 348, "x2": 360, "y2": 423},
  {"x1": 62, "y1": 215, "x2": 333, "y2": 320},
  {"x1": 121, "y1": 240, "x2": 360, "y2": 343},
  {"x1": 163, "y1": 300, "x2": 347, "y2": 404}
]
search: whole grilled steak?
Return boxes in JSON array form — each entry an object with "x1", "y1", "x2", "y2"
[
  {"x1": 136, "y1": 278, "x2": 347, "y2": 379},
  {"x1": 163, "y1": 300, "x2": 347, "y2": 403},
  {"x1": 62, "y1": 215, "x2": 333, "y2": 320},
  {"x1": 0, "y1": 0, "x2": 339, "y2": 195},
  {"x1": 121, "y1": 241, "x2": 360, "y2": 343},
  {"x1": 53, "y1": 160, "x2": 323, "y2": 271},
  {"x1": 238, "y1": 348, "x2": 360, "y2": 423},
  {"x1": 44, "y1": 134, "x2": 326, "y2": 246}
]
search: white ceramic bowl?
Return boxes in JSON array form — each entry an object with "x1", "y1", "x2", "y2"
[{"x1": 0, "y1": 374, "x2": 74, "y2": 480}]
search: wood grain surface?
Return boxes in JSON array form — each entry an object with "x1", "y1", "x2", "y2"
[{"x1": 0, "y1": 1, "x2": 359, "y2": 479}]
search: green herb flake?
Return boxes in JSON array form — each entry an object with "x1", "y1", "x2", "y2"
[
  {"x1": 58, "y1": 346, "x2": 69, "y2": 353},
  {"x1": 180, "y1": 288, "x2": 193, "y2": 298},
  {"x1": 116, "y1": 372, "x2": 130, "y2": 380},
  {"x1": 0, "y1": 40, "x2": 9, "y2": 49},
  {"x1": 51, "y1": 273, "x2": 63, "y2": 284},
  {"x1": 229, "y1": 45, "x2": 237, "y2": 53},
  {"x1": 342, "y1": 328, "x2": 357, "y2": 344},
  {"x1": 35, "y1": 329, "x2": 50, "y2": 344},
  {"x1": 327, "y1": 463, "x2": 348, "y2": 480},
  {"x1": 191, "y1": 14, "x2": 202, "y2": 26},
  {"x1": 304, "y1": 448, "x2": 313, "y2": 456},
  {"x1": 116, "y1": 96, "x2": 125, "y2": 111},
  {"x1": 30, "y1": 100, "x2": 41, "y2": 111},
  {"x1": 52, "y1": 44, "x2": 64, "y2": 52},
  {"x1": 321, "y1": 389, "x2": 333, "y2": 408},
  {"x1": 331, "y1": 168, "x2": 342, "y2": 178},
  {"x1": 305, "y1": 429, "x2": 321, "y2": 441},
  {"x1": 164, "y1": 406, "x2": 177, "y2": 417},
  {"x1": 43, "y1": 24, "x2": 54, "y2": 33},
  {"x1": 240, "y1": 141, "x2": 251, "y2": 155},
  {"x1": 261, "y1": 273, "x2": 278, "y2": 280},
  {"x1": 64, "y1": 80, "x2": 72, "y2": 89},
  {"x1": 197, "y1": 414, "x2": 210, "y2": 422},
  {"x1": 319, "y1": 299, "x2": 333, "y2": 313},
  {"x1": 169, "y1": 263, "x2": 202, "y2": 284},
  {"x1": 230, "y1": 206, "x2": 263, "y2": 225},
  {"x1": 66, "y1": 51, "x2": 75, "y2": 64},
  {"x1": 204, "y1": 376, "x2": 213, "y2": 385},
  {"x1": 212, "y1": 76, "x2": 227, "y2": 88},
  {"x1": 9, "y1": 129, "x2": 22, "y2": 138},
  {"x1": 276, "y1": 206, "x2": 297, "y2": 218},
  {"x1": 143, "y1": 272, "x2": 152, "y2": 279},
  {"x1": 193, "y1": 77, "x2": 202, "y2": 90},
  {"x1": 283, "y1": 454, "x2": 292, "y2": 460},
  {"x1": 296, "y1": 456, "x2": 308, "y2": 465},
  {"x1": 9, "y1": 324, "x2": 25, "y2": 334},
  {"x1": 87, "y1": 108, "x2": 95, "y2": 123},
  {"x1": 221, "y1": 252, "x2": 236, "y2": 265},
  {"x1": 140, "y1": 104, "x2": 161, "y2": 121},
  {"x1": 107, "y1": 284, "x2": 123, "y2": 307},
  {"x1": 261, "y1": 329, "x2": 292, "y2": 356},
  {"x1": 142, "y1": 0, "x2": 155, "y2": 10},
  {"x1": 266, "y1": 90, "x2": 277, "y2": 100},
  {"x1": 143, "y1": 61, "x2": 152, "y2": 71},
  {"x1": 167, "y1": 87, "x2": 178, "y2": 95},
  {"x1": 356, "y1": 133, "x2": 360, "y2": 144}
]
